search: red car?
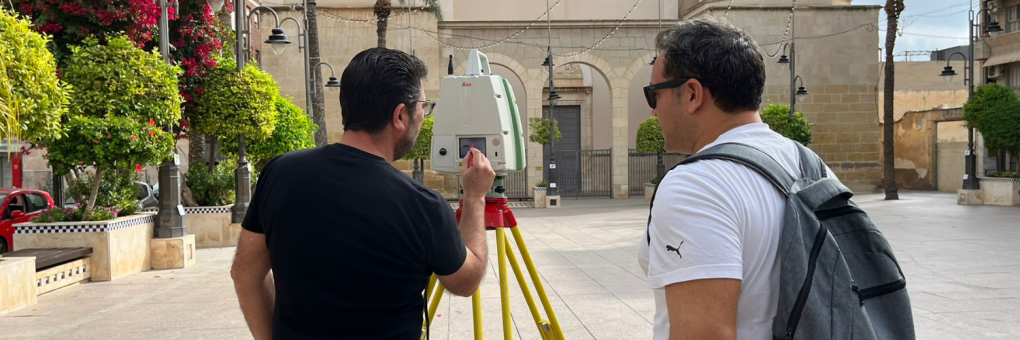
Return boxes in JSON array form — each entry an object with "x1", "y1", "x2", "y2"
[{"x1": 0, "y1": 189, "x2": 55, "y2": 253}]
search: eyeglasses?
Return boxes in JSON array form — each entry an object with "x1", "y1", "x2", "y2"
[
  {"x1": 414, "y1": 100, "x2": 437, "y2": 116},
  {"x1": 643, "y1": 78, "x2": 693, "y2": 109}
]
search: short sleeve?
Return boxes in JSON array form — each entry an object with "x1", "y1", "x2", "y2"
[
  {"x1": 241, "y1": 157, "x2": 280, "y2": 234},
  {"x1": 646, "y1": 167, "x2": 743, "y2": 289},
  {"x1": 428, "y1": 194, "x2": 467, "y2": 276}
]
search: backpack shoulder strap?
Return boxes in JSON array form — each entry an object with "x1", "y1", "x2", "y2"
[
  {"x1": 794, "y1": 142, "x2": 827, "y2": 181},
  {"x1": 677, "y1": 143, "x2": 796, "y2": 196},
  {"x1": 646, "y1": 142, "x2": 797, "y2": 245}
]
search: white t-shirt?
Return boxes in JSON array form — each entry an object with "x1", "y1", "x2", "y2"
[{"x1": 638, "y1": 123, "x2": 824, "y2": 340}]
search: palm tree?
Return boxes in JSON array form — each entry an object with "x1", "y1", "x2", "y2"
[
  {"x1": 375, "y1": 0, "x2": 443, "y2": 48},
  {"x1": 883, "y1": 0, "x2": 904, "y2": 200}
]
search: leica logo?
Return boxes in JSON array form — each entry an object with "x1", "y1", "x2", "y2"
[{"x1": 461, "y1": 82, "x2": 472, "y2": 87}]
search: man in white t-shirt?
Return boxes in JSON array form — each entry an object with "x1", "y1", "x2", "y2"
[{"x1": 637, "y1": 17, "x2": 829, "y2": 340}]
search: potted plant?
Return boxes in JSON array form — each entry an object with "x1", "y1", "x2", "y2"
[
  {"x1": 533, "y1": 181, "x2": 549, "y2": 208},
  {"x1": 964, "y1": 84, "x2": 1020, "y2": 206}
]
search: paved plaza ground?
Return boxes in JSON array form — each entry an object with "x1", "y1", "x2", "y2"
[{"x1": 0, "y1": 191, "x2": 1018, "y2": 339}]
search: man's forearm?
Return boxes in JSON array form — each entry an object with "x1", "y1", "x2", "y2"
[
  {"x1": 235, "y1": 273, "x2": 275, "y2": 340},
  {"x1": 459, "y1": 197, "x2": 488, "y2": 265}
]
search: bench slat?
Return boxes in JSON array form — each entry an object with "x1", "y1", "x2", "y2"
[{"x1": 5, "y1": 248, "x2": 94, "y2": 270}]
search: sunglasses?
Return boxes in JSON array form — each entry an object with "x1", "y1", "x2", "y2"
[
  {"x1": 413, "y1": 100, "x2": 437, "y2": 116},
  {"x1": 643, "y1": 78, "x2": 693, "y2": 109}
]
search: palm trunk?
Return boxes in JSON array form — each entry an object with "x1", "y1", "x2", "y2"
[
  {"x1": 375, "y1": 0, "x2": 391, "y2": 48},
  {"x1": 308, "y1": 1, "x2": 328, "y2": 146},
  {"x1": 882, "y1": 0, "x2": 904, "y2": 200},
  {"x1": 189, "y1": 133, "x2": 205, "y2": 169}
]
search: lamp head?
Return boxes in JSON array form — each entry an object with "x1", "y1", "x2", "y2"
[
  {"x1": 940, "y1": 66, "x2": 957, "y2": 83},
  {"x1": 266, "y1": 28, "x2": 291, "y2": 55},
  {"x1": 548, "y1": 90, "x2": 561, "y2": 106},
  {"x1": 325, "y1": 76, "x2": 341, "y2": 93},
  {"x1": 988, "y1": 21, "x2": 1003, "y2": 38},
  {"x1": 205, "y1": 0, "x2": 224, "y2": 12}
]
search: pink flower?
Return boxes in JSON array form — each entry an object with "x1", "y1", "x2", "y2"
[
  {"x1": 78, "y1": 161, "x2": 84, "y2": 165},
  {"x1": 93, "y1": 140, "x2": 99, "y2": 144},
  {"x1": 136, "y1": 164, "x2": 143, "y2": 173},
  {"x1": 149, "y1": 118, "x2": 155, "y2": 127},
  {"x1": 131, "y1": 135, "x2": 137, "y2": 140},
  {"x1": 149, "y1": 130, "x2": 155, "y2": 137}
]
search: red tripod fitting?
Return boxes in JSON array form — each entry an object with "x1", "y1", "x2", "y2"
[{"x1": 454, "y1": 197, "x2": 518, "y2": 230}]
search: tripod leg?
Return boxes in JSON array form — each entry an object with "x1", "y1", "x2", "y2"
[
  {"x1": 472, "y1": 287, "x2": 483, "y2": 340},
  {"x1": 496, "y1": 227, "x2": 513, "y2": 340},
  {"x1": 504, "y1": 235, "x2": 558, "y2": 340},
  {"x1": 422, "y1": 274, "x2": 444, "y2": 340},
  {"x1": 510, "y1": 227, "x2": 565, "y2": 339}
]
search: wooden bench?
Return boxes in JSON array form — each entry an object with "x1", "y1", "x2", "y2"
[{"x1": 5, "y1": 248, "x2": 93, "y2": 295}]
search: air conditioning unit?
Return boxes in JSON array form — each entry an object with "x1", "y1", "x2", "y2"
[
  {"x1": 989, "y1": 65, "x2": 1005, "y2": 78},
  {"x1": 987, "y1": 0, "x2": 1002, "y2": 13}
]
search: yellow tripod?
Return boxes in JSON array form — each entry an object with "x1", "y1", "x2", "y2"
[{"x1": 421, "y1": 192, "x2": 565, "y2": 340}]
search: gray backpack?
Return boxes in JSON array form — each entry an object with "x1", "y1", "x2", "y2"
[{"x1": 648, "y1": 142, "x2": 914, "y2": 340}]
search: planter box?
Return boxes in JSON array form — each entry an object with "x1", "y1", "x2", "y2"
[
  {"x1": 14, "y1": 214, "x2": 155, "y2": 282},
  {"x1": 184, "y1": 206, "x2": 240, "y2": 248},
  {"x1": 533, "y1": 188, "x2": 547, "y2": 208},
  {"x1": 645, "y1": 183, "x2": 655, "y2": 205},
  {"x1": 0, "y1": 257, "x2": 36, "y2": 314},
  {"x1": 979, "y1": 177, "x2": 1020, "y2": 206}
]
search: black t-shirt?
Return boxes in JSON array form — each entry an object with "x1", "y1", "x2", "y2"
[{"x1": 242, "y1": 144, "x2": 467, "y2": 340}]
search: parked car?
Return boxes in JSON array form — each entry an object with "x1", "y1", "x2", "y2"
[
  {"x1": 0, "y1": 189, "x2": 55, "y2": 253},
  {"x1": 136, "y1": 181, "x2": 158, "y2": 209}
]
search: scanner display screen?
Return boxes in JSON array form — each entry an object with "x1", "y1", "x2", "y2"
[{"x1": 459, "y1": 137, "x2": 487, "y2": 158}]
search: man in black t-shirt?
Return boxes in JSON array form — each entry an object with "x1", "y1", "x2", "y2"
[{"x1": 230, "y1": 47, "x2": 496, "y2": 340}]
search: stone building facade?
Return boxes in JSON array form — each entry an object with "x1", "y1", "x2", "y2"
[{"x1": 258, "y1": 0, "x2": 885, "y2": 197}]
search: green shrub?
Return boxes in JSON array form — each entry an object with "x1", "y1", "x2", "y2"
[
  {"x1": 186, "y1": 162, "x2": 235, "y2": 206},
  {"x1": 535, "y1": 181, "x2": 549, "y2": 188},
  {"x1": 191, "y1": 57, "x2": 279, "y2": 142},
  {"x1": 964, "y1": 84, "x2": 1020, "y2": 165},
  {"x1": 0, "y1": 8, "x2": 68, "y2": 144},
  {"x1": 528, "y1": 116, "x2": 561, "y2": 145},
  {"x1": 220, "y1": 96, "x2": 316, "y2": 171},
  {"x1": 65, "y1": 170, "x2": 139, "y2": 217},
  {"x1": 760, "y1": 102, "x2": 813, "y2": 146},
  {"x1": 44, "y1": 35, "x2": 181, "y2": 210},
  {"x1": 636, "y1": 117, "x2": 665, "y2": 153},
  {"x1": 32, "y1": 205, "x2": 124, "y2": 223},
  {"x1": 402, "y1": 116, "x2": 434, "y2": 161}
]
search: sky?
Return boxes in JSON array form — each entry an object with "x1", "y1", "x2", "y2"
[{"x1": 853, "y1": 0, "x2": 977, "y2": 61}]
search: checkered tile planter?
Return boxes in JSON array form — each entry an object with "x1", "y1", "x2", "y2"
[
  {"x1": 185, "y1": 206, "x2": 232, "y2": 214},
  {"x1": 13, "y1": 214, "x2": 155, "y2": 282},
  {"x1": 14, "y1": 214, "x2": 155, "y2": 234},
  {"x1": 140, "y1": 206, "x2": 231, "y2": 214}
]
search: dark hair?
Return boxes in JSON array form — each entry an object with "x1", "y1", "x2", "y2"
[
  {"x1": 340, "y1": 48, "x2": 428, "y2": 132},
  {"x1": 655, "y1": 16, "x2": 766, "y2": 113}
]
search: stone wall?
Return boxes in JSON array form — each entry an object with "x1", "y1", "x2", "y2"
[
  {"x1": 877, "y1": 61, "x2": 971, "y2": 123},
  {"x1": 742, "y1": 6, "x2": 883, "y2": 193}
]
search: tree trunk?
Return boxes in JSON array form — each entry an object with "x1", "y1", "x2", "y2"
[
  {"x1": 209, "y1": 136, "x2": 218, "y2": 172},
  {"x1": 88, "y1": 167, "x2": 103, "y2": 210},
  {"x1": 308, "y1": 1, "x2": 328, "y2": 147},
  {"x1": 375, "y1": 0, "x2": 391, "y2": 48},
  {"x1": 883, "y1": 0, "x2": 904, "y2": 200}
]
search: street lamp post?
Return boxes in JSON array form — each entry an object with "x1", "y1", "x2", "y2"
[
  {"x1": 155, "y1": 0, "x2": 186, "y2": 239},
  {"x1": 938, "y1": 8, "x2": 1001, "y2": 190},
  {"x1": 542, "y1": 52, "x2": 561, "y2": 197},
  {"x1": 233, "y1": 2, "x2": 291, "y2": 223}
]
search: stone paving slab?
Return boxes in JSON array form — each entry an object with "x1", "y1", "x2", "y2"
[{"x1": 0, "y1": 191, "x2": 1017, "y2": 339}]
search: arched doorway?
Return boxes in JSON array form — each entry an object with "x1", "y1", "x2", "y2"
[{"x1": 544, "y1": 62, "x2": 613, "y2": 197}]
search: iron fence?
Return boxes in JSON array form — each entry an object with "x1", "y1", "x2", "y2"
[
  {"x1": 553, "y1": 149, "x2": 612, "y2": 197},
  {"x1": 505, "y1": 170, "x2": 530, "y2": 199},
  {"x1": 628, "y1": 150, "x2": 688, "y2": 196}
]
